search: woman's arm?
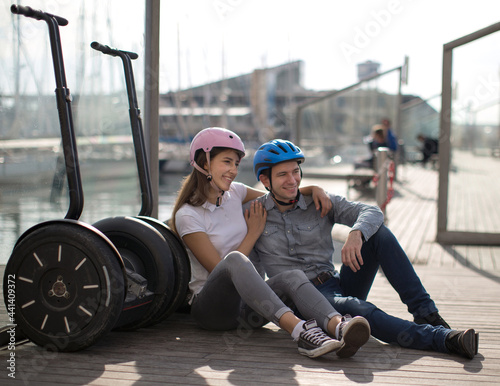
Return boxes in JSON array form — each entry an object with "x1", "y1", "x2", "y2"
[
  {"x1": 182, "y1": 232, "x2": 222, "y2": 273},
  {"x1": 300, "y1": 185, "x2": 332, "y2": 216},
  {"x1": 182, "y1": 201, "x2": 267, "y2": 273},
  {"x1": 243, "y1": 185, "x2": 265, "y2": 204},
  {"x1": 242, "y1": 184, "x2": 331, "y2": 216}
]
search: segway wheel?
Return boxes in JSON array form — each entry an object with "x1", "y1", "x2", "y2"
[
  {"x1": 93, "y1": 216, "x2": 175, "y2": 331},
  {"x1": 137, "y1": 218, "x2": 191, "y2": 325},
  {"x1": 3, "y1": 220, "x2": 126, "y2": 352}
]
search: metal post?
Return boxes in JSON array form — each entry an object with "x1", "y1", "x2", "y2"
[
  {"x1": 437, "y1": 43, "x2": 452, "y2": 238},
  {"x1": 144, "y1": 0, "x2": 160, "y2": 218},
  {"x1": 375, "y1": 148, "x2": 389, "y2": 218},
  {"x1": 394, "y1": 66, "x2": 403, "y2": 181},
  {"x1": 295, "y1": 105, "x2": 302, "y2": 146}
]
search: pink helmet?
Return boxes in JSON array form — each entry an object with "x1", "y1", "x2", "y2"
[
  {"x1": 189, "y1": 127, "x2": 245, "y2": 205},
  {"x1": 189, "y1": 127, "x2": 245, "y2": 165}
]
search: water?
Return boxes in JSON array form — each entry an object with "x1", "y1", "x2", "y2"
[{"x1": 0, "y1": 162, "x2": 257, "y2": 265}]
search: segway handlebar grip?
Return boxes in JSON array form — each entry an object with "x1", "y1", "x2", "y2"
[
  {"x1": 91, "y1": 41, "x2": 139, "y2": 60},
  {"x1": 11, "y1": 4, "x2": 69, "y2": 26}
]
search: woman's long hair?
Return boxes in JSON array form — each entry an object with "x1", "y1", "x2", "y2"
[{"x1": 170, "y1": 147, "x2": 243, "y2": 234}]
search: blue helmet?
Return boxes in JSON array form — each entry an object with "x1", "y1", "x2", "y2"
[{"x1": 253, "y1": 139, "x2": 305, "y2": 181}]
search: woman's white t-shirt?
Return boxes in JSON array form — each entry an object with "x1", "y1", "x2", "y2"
[{"x1": 175, "y1": 182, "x2": 248, "y2": 298}]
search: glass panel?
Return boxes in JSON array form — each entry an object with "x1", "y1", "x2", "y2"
[
  {"x1": 400, "y1": 94, "x2": 441, "y2": 164},
  {"x1": 448, "y1": 32, "x2": 500, "y2": 233},
  {"x1": 298, "y1": 70, "x2": 401, "y2": 167},
  {"x1": 0, "y1": 1, "x2": 145, "y2": 264}
]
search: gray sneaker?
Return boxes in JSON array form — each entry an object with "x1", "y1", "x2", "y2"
[
  {"x1": 297, "y1": 319, "x2": 341, "y2": 358},
  {"x1": 336, "y1": 315, "x2": 371, "y2": 358}
]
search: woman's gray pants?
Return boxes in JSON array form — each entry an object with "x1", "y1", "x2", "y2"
[{"x1": 191, "y1": 251, "x2": 340, "y2": 332}]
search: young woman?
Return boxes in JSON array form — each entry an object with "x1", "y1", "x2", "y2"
[{"x1": 171, "y1": 127, "x2": 370, "y2": 358}]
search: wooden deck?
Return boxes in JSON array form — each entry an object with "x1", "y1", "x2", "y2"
[{"x1": 1, "y1": 162, "x2": 499, "y2": 385}]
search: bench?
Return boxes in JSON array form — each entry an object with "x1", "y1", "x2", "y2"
[
  {"x1": 345, "y1": 169, "x2": 377, "y2": 198},
  {"x1": 302, "y1": 166, "x2": 375, "y2": 199}
]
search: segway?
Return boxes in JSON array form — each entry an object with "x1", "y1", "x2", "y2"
[
  {"x1": 3, "y1": 5, "x2": 126, "y2": 352},
  {"x1": 90, "y1": 41, "x2": 190, "y2": 328}
]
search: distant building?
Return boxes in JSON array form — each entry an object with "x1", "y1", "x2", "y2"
[
  {"x1": 357, "y1": 60, "x2": 381, "y2": 82},
  {"x1": 158, "y1": 60, "x2": 439, "y2": 155},
  {"x1": 158, "y1": 61, "x2": 326, "y2": 143}
]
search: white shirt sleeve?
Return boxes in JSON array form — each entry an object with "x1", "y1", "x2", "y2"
[{"x1": 175, "y1": 206, "x2": 205, "y2": 238}]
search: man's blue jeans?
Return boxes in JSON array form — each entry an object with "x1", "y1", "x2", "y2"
[
  {"x1": 315, "y1": 225, "x2": 451, "y2": 353},
  {"x1": 316, "y1": 275, "x2": 450, "y2": 352},
  {"x1": 340, "y1": 224, "x2": 438, "y2": 320}
]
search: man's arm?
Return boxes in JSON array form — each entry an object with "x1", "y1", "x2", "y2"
[
  {"x1": 333, "y1": 196, "x2": 384, "y2": 272},
  {"x1": 333, "y1": 196, "x2": 384, "y2": 239}
]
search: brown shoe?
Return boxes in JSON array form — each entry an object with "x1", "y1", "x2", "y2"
[
  {"x1": 445, "y1": 329, "x2": 478, "y2": 359},
  {"x1": 414, "y1": 311, "x2": 450, "y2": 329}
]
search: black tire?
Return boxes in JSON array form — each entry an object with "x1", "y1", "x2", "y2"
[
  {"x1": 3, "y1": 220, "x2": 126, "y2": 352},
  {"x1": 93, "y1": 216, "x2": 175, "y2": 331},
  {"x1": 137, "y1": 218, "x2": 191, "y2": 325}
]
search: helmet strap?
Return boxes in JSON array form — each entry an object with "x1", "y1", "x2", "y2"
[
  {"x1": 271, "y1": 191, "x2": 300, "y2": 206},
  {"x1": 193, "y1": 152, "x2": 225, "y2": 206}
]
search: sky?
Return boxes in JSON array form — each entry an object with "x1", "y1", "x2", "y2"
[
  {"x1": 1, "y1": 0, "x2": 500, "y2": 122},
  {"x1": 159, "y1": 1, "x2": 500, "y2": 100}
]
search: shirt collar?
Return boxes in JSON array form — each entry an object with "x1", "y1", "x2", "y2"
[
  {"x1": 296, "y1": 193, "x2": 310, "y2": 210},
  {"x1": 202, "y1": 200, "x2": 218, "y2": 212},
  {"x1": 202, "y1": 191, "x2": 230, "y2": 212}
]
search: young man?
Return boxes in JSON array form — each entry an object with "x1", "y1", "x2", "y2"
[{"x1": 247, "y1": 139, "x2": 479, "y2": 360}]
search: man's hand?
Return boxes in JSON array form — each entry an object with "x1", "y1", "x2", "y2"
[{"x1": 341, "y1": 230, "x2": 364, "y2": 272}]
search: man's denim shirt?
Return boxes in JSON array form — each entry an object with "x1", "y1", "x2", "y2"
[{"x1": 248, "y1": 193, "x2": 384, "y2": 280}]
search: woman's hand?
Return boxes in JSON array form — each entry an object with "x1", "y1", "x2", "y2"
[
  {"x1": 244, "y1": 200, "x2": 267, "y2": 237},
  {"x1": 310, "y1": 186, "x2": 332, "y2": 217}
]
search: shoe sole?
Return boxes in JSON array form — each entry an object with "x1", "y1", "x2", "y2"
[
  {"x1": 459, "y1": 329, "x2": 477, "y2": 359},
  {"x1": 298, "y1": 339, "x2": 342, "y2": 358},
  {"x1": 336, "y1": 317, "x2": 371, "y2": 358}
]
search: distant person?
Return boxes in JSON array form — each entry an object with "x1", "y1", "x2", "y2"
[
  {"x1": 381, "y1": 118, "x2": 398, "y2": 152},
  {"x1": 171, "y1": 127, "x2": 371, "y2": 359},
  {"x1": 355, "y1": 124, "x2": 388, "y2": 170},
  {"x1": 417, "y1": 134, "x2": 439, "y2": 167}
]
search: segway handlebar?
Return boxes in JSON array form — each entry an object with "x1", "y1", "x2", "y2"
[
  {"x1": 11, "y1": 4, "x2": 68, "y2": 26},
  {"x1": 12, "y1": 3, "x2": 84, "y2": 220},
  {"x1": 92, "y1": 41, "x2": 153, "y2": 217},
  {"x1": 91, "y1": 41, "x2": 139, "y2": 60}
]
